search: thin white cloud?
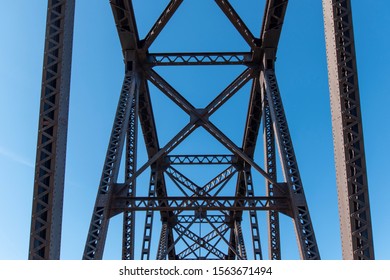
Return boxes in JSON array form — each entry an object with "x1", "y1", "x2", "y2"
[{"x1": 0, "y1": 146, "x2": 34, "y2": 168}]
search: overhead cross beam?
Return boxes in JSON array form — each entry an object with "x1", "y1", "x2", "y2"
[
  {"x1": 261, "y1": 0, "x2": 289, "y2": 50},
  {"x1": 110, "y1": 196, "x2": 289, "y2": 212},
  {"x1": 215, "y1": 0, "x2": 259, "y2": 49},
  {"x1": 166, "y1": 154, "x2": 236, "y2": 165}
]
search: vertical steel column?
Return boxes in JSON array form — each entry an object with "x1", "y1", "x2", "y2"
[
  {"x1": 234, "y1": 221, "x2": 248, "y2": 260},
  {"x1": 262, "y1": 69, "x2": 320, "y2": 260},
  {"x1": 245, "y1": 171, "x2": 263, "y2": 260},
  {"x1": 262, "y1": 90, "x2": 281, "y2": 260},
  {"x1": 156, "y1": 222, "x2": 169, "y2": 260},
  {"x1": 29, "y1": 0, "x2": 75, "y2": 260},
  {"x1": 83, "y1": 70, "x2": 138, "y2": 260},
  {"x1": 141, "y1": 168, "x2": 157, "y2": 260},
  {"x1": 323, "y1": 0, "x2": 374, "y2": 259},
  {"x1": 122, "y1": 86, "x2": 139, "y2": 260}
]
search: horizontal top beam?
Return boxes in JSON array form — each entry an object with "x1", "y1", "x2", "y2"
[
  {"x1": 111, "y1": 196, "x2": 290, "y2": 213},
  {"x1": 166, "y1": 154, "x2": 236, "y2": 165}
]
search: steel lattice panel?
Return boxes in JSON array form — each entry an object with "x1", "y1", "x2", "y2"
[
  {"x1": 80, "y1": 0, "x2": 323, "y2": 260},
  {"x1": 29, "y1": 0, "x2": 75, "y2": 260},
  {"x1": 323, "y1": 0, "x2": 374, "y2": 260},
  {"x1": 31, "y1": 0, "x2": 374, "y2": 260}
]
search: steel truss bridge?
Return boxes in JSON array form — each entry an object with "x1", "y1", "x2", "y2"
[{"x1": 29, "y1": 0, "x2": 374, "y2": 260}]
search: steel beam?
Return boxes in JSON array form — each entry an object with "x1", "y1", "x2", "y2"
[
  {"x1": 146, "y1": 68, "x2": 281, "y2": 188},
  {"x1": 156, "y1": 222, "x2": 169, "y2": 260},
  {"x1": 263, "y1": 90, "x2": 281, "y2": 260},
  {"x1": 111, "y1": 196, "x2": 289, "y2": 212},
  {"x1": 202, "y1": 121, "x2": 281, "y2": 189},
  {"x1": 126, "y1": 68, "x2": 254, "y2": 188},
  {"x1": 169, "y1": 217, "x2": 201, "y2": 258},
  {"x1": 166, "y1": 154, "x2": 236, "y2": 165},
  {"x1": 177, "y1": 215, "x2": 226, "y2": 224},
  {"x1": 202, "y1": 166, "x2": 237, "y2": 196},
  {"x1": 323, "y1": 0, "x2": 374, "y2": 260},
  {"x1": 246, "y1": 171, "x2": 263, "y2": 260},
  {"x1": 205, "y1": 68, "x2": 254, "y2": 116},
  {"x1": 83, "y1": 70, "x2": 139, "y2": 260},
  {"x1": 228, "y1": 76, "x2": 263, "y2": 259},
  {"x1": 138, "y1": 80, "x2": 177, "y2": 259},
  {"x1": 29, "y1": 0, "x2": 75, "y2": 260},
  {"x1": 261, "y1": 0, "x2": 289, "y2": 50},
  {"x1": 227, "y1": 75, "x2": 263, "y2": 259},
  {"x1": 262, "y1": 69, "x2": 320, "y2": 260},
  {"x1": 140, "y1": 169, "x2": 157, "y2": 260},
  {"x1": 234, "y1": 221, "x2": 248, "y2": 260},
  {"x1": 177, "y1": 223, "x2": 229, "y2": 259},
  {"x1": 148, "y1": 52, "x2": 252, "y2": 66},
  {"x1": 138, "y1": 80, "x2": 160, "y2": 156},
  {"x1": 242, "y1": 77, "x2": 263, "y2": 157},
  {"x1": 227, "y1": 0, "x2": 289, "y2": 261},
  {"x1": 103, "y1": 1, "x2": 179, "y2": 259},
  {"x1": 122, "y1": 82, "x2": 139, "y2": 260},
  {"x1": 165, "y1": 166, "x2": 200, "y2": 195},
  {"x1": 145, "y1": 69, "x2": 195, "y2": 115},
  {"x1": 142, "y1": 0, "x2": 184, "y2": 50},
  {"x1": 110, "y1": 0, "x2": 139, "y2": 53},
  {"x1": 165, "y1": 165, "x2": 236, "y2": 198}
]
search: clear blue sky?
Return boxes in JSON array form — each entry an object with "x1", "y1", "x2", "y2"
[{"x1": 0, "y1": 0, "x2": 389, "y2": 260}]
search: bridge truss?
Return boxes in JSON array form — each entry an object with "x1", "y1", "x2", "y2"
[{"x1": 29, "y1": 0, "x2": 374, "y2": 260}]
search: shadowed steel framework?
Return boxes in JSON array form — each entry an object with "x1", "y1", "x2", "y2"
[
  {"x1": 29, "y1": 0, "x2": 75, "y2": 260},
  {"x1": 29, "y1": 0, "x2": 374, "y2": 260}
]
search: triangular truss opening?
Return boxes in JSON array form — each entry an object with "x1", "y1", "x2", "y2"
[{"x1": 137, "y1": 0, "x2": 250, "y2": 52}]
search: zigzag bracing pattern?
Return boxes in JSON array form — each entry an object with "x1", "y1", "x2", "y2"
[
  {"x1": 83, "y1": 72, "x2": 137, "y2": 260},
  {"x1": 263, "y1": 95, "x2": 281, "y2": 260},
  {"x1": 263, "y1": 69, "x2": 320, "y2": 259},
  {"x1": 122, "y1": 89, "x2": 139, "y2": 260},
  {"x1": 323, "y1": 0, "x2": 374, "y2": 259},
  {"x1": 29, "y1": 0, "x2": 74, "y2": 260}
]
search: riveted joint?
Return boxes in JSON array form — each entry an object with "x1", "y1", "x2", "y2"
[{"x1": 190, "y1": 108, "x2": 209, "y2": 125}]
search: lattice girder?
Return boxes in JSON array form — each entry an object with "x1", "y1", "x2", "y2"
[
  {"x1": 323, "y1": 0, "x2": 374, "y2": 259},
  {"x1": 29, "y1": 0, "x2": 75, "y2": 260}
]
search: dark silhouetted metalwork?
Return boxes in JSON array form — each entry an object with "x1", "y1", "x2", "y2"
[
  {"x1": 323, "y1": 0, "x2": 374, "y2": 259},
  {"x1": 29, "y1": 0, "x2": 75, "y2": 260},
  {"x1": 31, "y1": 0, "x2": 374, "y2": 260}
]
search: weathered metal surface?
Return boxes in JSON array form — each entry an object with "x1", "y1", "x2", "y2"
[{"x1": 323, "y1": 0, "x2": 374, "y2": 260}]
